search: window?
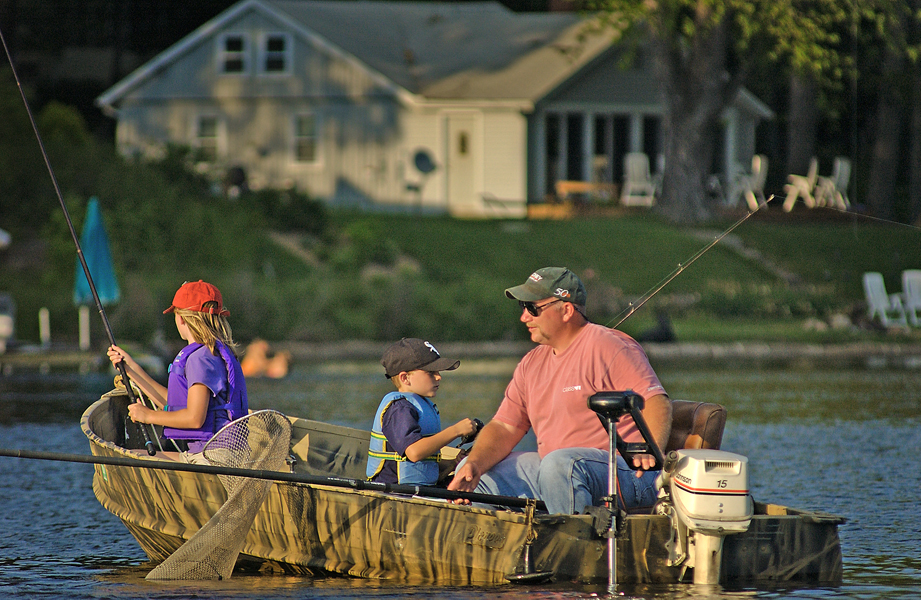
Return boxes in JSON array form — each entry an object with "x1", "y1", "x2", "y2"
[
  {"x1": 217, "y1": 33, "x2": 248, "y2": 74},
  {"x1": 195, "y1": 116, "x2": 220, "y2": 162},
  {"x1": 260, "y1": 33, "x2": 292, "y2": 74},
  {"x1": 294, "y1": 114, "x2": 318, "y2": 163}
]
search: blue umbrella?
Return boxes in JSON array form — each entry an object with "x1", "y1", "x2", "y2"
[{"x1": 74, "y1": 196, "x2": 120, "y2": 306}]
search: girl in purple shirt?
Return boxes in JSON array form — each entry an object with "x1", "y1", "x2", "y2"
[{"x1": 107, "y1": 280, "x2": 248, "y2": 458}]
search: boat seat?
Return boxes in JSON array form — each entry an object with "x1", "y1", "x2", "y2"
[
  {"x1": 624, "y1": 400, "x2": 727, "y2": 515},
  {"x1": 665, "y1": 399, "x2": 727, "y2": 452}
]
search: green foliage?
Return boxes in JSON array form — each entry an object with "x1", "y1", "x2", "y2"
[
  {"x1": 249, "y1": 188, "x2": 328, "y2": 236},
  {"x1": 2, "y1": 85, "x2": 919, "y2": 348}
]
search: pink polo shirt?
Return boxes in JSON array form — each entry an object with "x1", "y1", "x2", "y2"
[{"x1": 494, "y1": 322, "x2": 666, "y2": 458}]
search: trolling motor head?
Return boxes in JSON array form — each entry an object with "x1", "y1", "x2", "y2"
[{"x1": 588, "y1": 391, "x2": 644, "y2": 425}]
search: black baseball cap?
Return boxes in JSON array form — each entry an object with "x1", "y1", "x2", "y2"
[{"x1": 381, "y1": 338, "x2": 460, "y2": 379}]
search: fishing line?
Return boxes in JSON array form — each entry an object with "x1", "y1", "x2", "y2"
[
  {"x1": 0, "y1": 26, "x2": 157, "y2": 455},
  {"x1": 607, "y1": 195, "x2": 773, "y2": 329},
  {"x1": 799, "y1": 203, "x2": 921, "y2": 233}
]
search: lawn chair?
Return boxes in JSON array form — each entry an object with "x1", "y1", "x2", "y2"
[
  {"x1": 814, "y1": 157, "x2": 851, "y2": 210},
  {"x1": 863, "y1": 272, "x2": 907, "y2": 327},
  {"x1": 902, "y1": 269, "x2": 921, "y2": 326},
  {"x1": 727, "y1": 154, "x2": 768, "y2": 211},
  {"x1": 782, "y1": 157, "x2": 818, "y2": 212},
  {"x1": 619, "y1": 152, "x2": 656, "y2": 207}
]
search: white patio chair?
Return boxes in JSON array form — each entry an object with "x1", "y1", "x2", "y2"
[
  {"x1": 619, "y1": 152, "x2": 656, "y2": 207},
  {"x1": 902, "y1": 269, "x2": 921, "y2": 326},
  {"x1": 782, "y1": 157, "x2": 818, "y2": 212},
  {"x1": 727, "y1": 154, "x2": 768, "y2": 211},
  {"x1": 814, "y1": 157, "x2": 851, "y2": 210},
  {"x1": 863, "y1": 272, "x2": 907, "y2": 327}
]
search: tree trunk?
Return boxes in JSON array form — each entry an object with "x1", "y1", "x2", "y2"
[
  {"x1": 909, "y1": 68, "x2": 921, "y2": 224},
  {"x1": 785, "y1": 75, "x2": 819, "y2": 176},
  {"x1": 866, "y1": 49, "x2": 904, "y2": 221},
  {"x1": 652, "y1": 18, "x2": 737, "y2": 224}
]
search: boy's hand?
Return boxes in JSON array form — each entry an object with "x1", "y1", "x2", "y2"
[
  {"x1": 453, "y1": 418, "x2": 479, "y2": 440},
  {"x1": 459, "y1": 418, "x2": 484, "y2": 445}
]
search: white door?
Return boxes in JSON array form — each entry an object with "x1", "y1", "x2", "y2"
[{"x1": 445, "y1": 113, "x2": 478, "y2": 215}]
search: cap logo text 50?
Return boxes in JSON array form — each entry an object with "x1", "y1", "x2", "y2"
[{"x1": 555, "y1": 288, "x2": 570, "y2": 298}]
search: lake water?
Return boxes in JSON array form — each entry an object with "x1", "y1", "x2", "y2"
[{"x1": 0, "y1": 357, "x2": 919, "y2": 599}]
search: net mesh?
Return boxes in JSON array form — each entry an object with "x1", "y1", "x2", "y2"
[{"x1": 146, "y1": 410, "x2": 292, "y2": 580}]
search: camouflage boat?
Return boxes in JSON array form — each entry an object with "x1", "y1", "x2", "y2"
[{"x1": 82, "y1": 389, "x2": 844, "y2": 585}]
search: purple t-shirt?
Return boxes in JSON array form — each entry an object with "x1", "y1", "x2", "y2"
[{"x1": 374, "y1": 398, "x2": 425, "y2": 484}]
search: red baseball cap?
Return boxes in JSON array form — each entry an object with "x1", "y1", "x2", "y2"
[{"x1": 163, "y1": 280, "x2": 230, "y2": 316}]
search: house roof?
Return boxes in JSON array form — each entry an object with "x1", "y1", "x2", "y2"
[
  {"x1": 264, "y1": 0, "x2": 611, "y2": 100},
  {"x1": 97, "y1": 0, "x2": 613, "y2": 110}
]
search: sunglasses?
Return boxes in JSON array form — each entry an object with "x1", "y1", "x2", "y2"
[{"x1": 519, "y1": 298, "x2": 562, "y2": 317}]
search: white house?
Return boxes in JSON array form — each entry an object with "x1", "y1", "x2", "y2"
[{"x1": 96, "y1": 0, "x2": 772, "y2": 218}]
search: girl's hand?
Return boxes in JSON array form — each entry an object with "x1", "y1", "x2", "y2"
[
  {"x1": 127, "y1": 402, "x2": 153, "y2": 424},
  {"x1": 107, "y1": 345, "x2": 133, "y2": 369}
]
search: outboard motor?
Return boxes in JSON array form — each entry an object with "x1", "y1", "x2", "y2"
[{"x1": 656, "y1": 449, "x2": 753, "y2": 584}]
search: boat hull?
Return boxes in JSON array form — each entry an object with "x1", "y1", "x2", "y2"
[{"x1": 82, "y1": 392, "x2": 843, "y2": 585}]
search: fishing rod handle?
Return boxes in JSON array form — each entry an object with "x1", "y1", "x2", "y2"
[{"x1": 115, "y1": 360, "x2": 156, "y2": 456}]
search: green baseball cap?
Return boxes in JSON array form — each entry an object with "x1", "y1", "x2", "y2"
[{"x1": 504, "y1": 267, "x2": 586, "y2": 305}]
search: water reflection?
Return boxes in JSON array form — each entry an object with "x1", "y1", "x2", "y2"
[{"x1": 0, "y1": 360, "x2": 919, "y2": 598}]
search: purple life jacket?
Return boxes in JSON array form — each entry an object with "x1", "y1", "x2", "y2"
[{"x1": 162, "y1": 341, "x2": 248, "y2": 443}]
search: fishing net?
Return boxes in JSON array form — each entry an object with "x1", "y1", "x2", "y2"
[{"x1": 146, "y1": 409, "x2": 292, "y2": 580}]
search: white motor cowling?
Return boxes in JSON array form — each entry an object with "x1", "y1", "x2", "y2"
[{"x1": 656, "y1": 449, "x2": 753, "y2": 584}]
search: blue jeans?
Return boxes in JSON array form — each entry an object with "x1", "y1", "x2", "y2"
[{"x1": 471, "y1": 449, "x2": 659, "y2": 514}]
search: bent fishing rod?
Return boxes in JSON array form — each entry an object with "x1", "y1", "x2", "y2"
[
  {"x1": 0, "y1": 27, "x2": 157, "y2": 455},
  {"x1": 0, "y1": 447, "x2": 546, "y2": 511},
  {"x1": 608, "y1": 194, "x2": 774, "y2": 329}
]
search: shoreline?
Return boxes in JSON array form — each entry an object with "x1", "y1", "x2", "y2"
[
  {"x1": 2, "y1": 340, "x2": 920, "y2": 373},
  {"x1": 274, "y1": 340, "x2": 921, "y2": 369}
]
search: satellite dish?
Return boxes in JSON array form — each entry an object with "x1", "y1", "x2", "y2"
[{"x1": 414, "y1": 149, "x2": 436, "y2": 175}]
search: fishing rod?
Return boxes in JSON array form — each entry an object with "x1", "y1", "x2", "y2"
[
  {"x1": 0, "y1": 27, "x2": 157, "y2": 455},
  {"x1": 0, "y1": 447, "x2": 547, "y2": 511},
  {"x1": 608, "y1": 195, "x2": 774, "y2": 329}
]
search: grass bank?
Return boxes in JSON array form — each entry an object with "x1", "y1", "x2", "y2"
[{"x1": 3, "y1": 206, "x2": 920, "y2": 349}]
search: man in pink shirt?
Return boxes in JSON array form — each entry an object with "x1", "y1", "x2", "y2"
[{"x1": 448, "y1": 267, "x2": 672, "y2": 514}]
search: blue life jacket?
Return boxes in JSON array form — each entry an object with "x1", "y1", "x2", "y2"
[
  {"x1": 162, "y1": 341, "x2": 248, "y2": 443},
  {"x1": 366, "y1": 391, "x2": 441, "y2": 484}
]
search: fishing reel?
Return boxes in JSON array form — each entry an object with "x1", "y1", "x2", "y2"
[{"x1": 459, "y1": 418, "x2": 484, "y2": 447}]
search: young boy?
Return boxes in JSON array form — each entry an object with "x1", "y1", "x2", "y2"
[{"x1": 366, "y1": 338, "x2": 479, "y2": 485}]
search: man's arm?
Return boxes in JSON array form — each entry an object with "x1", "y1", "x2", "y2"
[
  {"x1": 447, "y1": 419, "x2": 525, "y2": 494},
  {"x1": 631, "y1": 393, "x2": 672, "y2": 472}
]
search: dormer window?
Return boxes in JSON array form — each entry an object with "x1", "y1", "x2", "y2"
[
  {"x1": 218, "y1": 33, "x2": 249, "y2": 74},
  {"x1": 260, "y1": 33, "x2": 292, "y2": 74}
]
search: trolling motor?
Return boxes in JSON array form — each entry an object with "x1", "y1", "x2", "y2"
[{"x1": 587, "y1": 390, "x2": 664, "y2": 590}]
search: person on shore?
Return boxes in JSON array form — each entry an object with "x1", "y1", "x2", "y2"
[
  {"x1": 367, "y1": 338, "x2": 480, "y2": 485},
  {"x1": 448, "y1": 267, "x2": 672, "y2": 514},
  {"x1": 106, "y1": 280, "x2": 248, "y2": 460}
]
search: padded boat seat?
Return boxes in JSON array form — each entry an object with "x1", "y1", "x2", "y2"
[
  {"x1": 623, "y1": 400, "x2": 727, "y2": 515},
  {"x1": 665, "y1": 400, "x2": 727, "y2": 452}
]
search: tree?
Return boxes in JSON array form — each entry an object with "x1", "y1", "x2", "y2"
[{"x1": 585, "y1": 0, "x2": 851, "y2": 223}]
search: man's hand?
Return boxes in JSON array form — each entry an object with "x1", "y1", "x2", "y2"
[
  {"x1": 631, "y1": 453, "x2": 658, "y2": 476},
  {"x1": 447, "y1": 459, "x2": 483, "y2": 504}
]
